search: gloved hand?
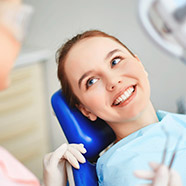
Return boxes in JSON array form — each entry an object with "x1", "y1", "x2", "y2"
[
  {"x1": 43, "y1": 143, "x2": 86, "y2": 186},
  {"x1": 134, "y1": 162, "x2": 183, "y2": 186}
]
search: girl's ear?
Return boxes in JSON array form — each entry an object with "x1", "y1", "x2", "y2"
[
  {"x1": 76, "y1": 104, "x2": 97, "y2": 121},
  {"x1": 135, "y1": 55, "x2": 148, "y2": 77}
]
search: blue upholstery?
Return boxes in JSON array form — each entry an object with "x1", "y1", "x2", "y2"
[{"x1": 51, "y1": 90, "x2": 116, "y2": 186}]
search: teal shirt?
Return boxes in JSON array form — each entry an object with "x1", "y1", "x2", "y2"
[{"x1": 96, "y1": 111, "x2": 186, "y2": 186}]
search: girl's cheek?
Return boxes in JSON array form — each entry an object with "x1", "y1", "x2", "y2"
[{"x1": 86, "y1": 89, "x2": 105, "y2": 107}]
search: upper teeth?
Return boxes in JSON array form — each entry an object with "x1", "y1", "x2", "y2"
[{"x1": 113, "y1": 86, "x2": 134, "y2": 105}]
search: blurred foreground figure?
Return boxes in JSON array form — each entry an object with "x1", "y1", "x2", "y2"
[
  {"x1": 0, "y1": 0, "x2": 22, "y2": 90},
  {"x1": 0, "y1": 1, "x2": 86, "y2": 186}
]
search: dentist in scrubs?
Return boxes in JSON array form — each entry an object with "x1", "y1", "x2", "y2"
[
  {"x1": 0, "y1": 1, "x2": 183, "y2": 186},
  {"x1": 0, "y1": 0, "x2": 86, "y2": 185}
]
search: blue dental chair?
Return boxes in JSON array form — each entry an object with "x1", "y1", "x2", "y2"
[{"x1": 51, "y1": 90, "x2": 116, "y2": 186}]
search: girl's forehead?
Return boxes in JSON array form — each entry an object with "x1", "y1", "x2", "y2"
[
  {"x1": 75, "y1": 37, "x2": 122, "y2": 51},
  {"x1": 66, "y1": 37, "x2": 128, "y2": 62}
]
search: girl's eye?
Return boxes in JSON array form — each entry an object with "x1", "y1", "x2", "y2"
[
  {"x1": 86, "y1": 78, "x2": 98, "y2": 88},
  {"x1": 111, "y1": 57, "x2": 121, "y2": 67}
]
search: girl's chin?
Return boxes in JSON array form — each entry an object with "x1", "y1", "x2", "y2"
[{"x1": 119, "y1": 106, "x2": 148, "y2": 122}]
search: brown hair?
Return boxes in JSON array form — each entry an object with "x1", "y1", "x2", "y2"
[{"x1": 56, "y1": 30, "x2": 135, "y2": 107}]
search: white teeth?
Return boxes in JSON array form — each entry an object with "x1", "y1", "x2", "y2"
[
  {"x1": 118, "y1": 97, "x2": 122, "y2": 102},
  {"x1": 127, "y1": 89, "x2": 131, "y2": 94},
  {"x1": 121, "y1": 95, "x2": 126, "y2": 100},
  {"x1": 124, "y1": 91, "x2": 129, "y2": 97},
  {"x1": 113, "y1": 86, "x2": 135, "y2": 105}
]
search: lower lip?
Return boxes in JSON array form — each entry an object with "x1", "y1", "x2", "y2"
[{"x1": 113, "y1": 85, "x2": 137, "y2": 108}]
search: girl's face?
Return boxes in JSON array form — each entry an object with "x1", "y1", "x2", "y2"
[{"x1": 65, "y1": 37, "x2": 151, "y2": 125}]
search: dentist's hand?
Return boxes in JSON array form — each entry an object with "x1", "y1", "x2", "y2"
[
  {"x1": 134, "y1": 162, "x2": 183, "y2": 186},
  {"x1": 43, "y1": 143, "x2": 86, "y2": 186}
]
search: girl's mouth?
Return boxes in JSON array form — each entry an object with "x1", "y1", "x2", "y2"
[{"x1": 112, "y1": 85, "x2": 136, "y2": 106}]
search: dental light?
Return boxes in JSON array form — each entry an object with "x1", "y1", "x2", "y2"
[{"x1": 138, "y1": 0, "x2": 186, "y2": 64}]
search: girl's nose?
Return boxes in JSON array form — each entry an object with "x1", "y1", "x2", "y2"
[{"x1": 106, "y1": 78, "x2": 122, "y2": 91}]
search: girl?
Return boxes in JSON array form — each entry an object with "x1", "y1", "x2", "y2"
[{"x1": 56, "y1": 30, "x2": 186, "y2": 186}]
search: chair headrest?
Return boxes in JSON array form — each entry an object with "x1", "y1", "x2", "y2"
[{"x1": 51, "y1": 90, "x2": 116, "y2": 160}]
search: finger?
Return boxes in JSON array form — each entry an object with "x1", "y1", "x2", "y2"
[
  {"x1": 149, "y1": 162, "x2": 161, "y2": 171},
  {"x1": 134, "y1": 170, "x2": 154, "y2": 180},
  {"x1": 153, "y1": 165, "x2": 169, "y2": 186},
  {"x1": 64, "y1": 150, "x2": 80, "y2": 169},
  {"x1": 68, "y1": 145, "x2": 86, "y2": 163},
  {"x1": 169, "y1": 169, "x2": 183, "y2": 186},
  {"x1": 70, "y1": 143, "x2": 87, "y2": 154}
]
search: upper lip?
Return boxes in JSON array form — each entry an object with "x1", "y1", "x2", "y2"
[{"x1": 111, "y1": 85, "x2": 135, "y2": 106}]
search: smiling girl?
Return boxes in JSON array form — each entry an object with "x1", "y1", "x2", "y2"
[{"x1": 56, "y1": 30, "x2": 186, "y2": 185}]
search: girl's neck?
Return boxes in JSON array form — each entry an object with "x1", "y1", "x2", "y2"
[{"x1": 109, "y1": 102, "x2": 158, "y2": 143}]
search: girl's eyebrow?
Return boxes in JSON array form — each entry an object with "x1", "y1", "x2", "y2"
[
  {"x1": 105, "y1": 49, "x2": 122, "y2": 61},
  {"x1": 78, "y1": 49, "x2": 122, "y2": 89},
  {"x1": 78, "y1": 70, "x2": 93, "y2": 88}
]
